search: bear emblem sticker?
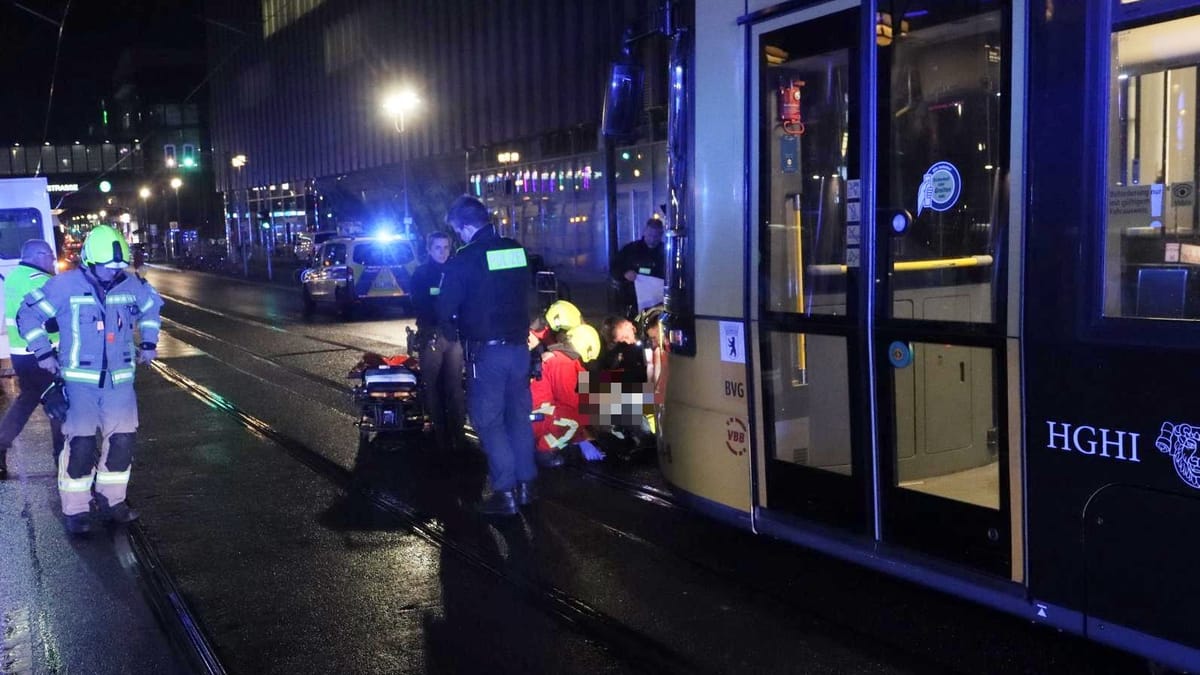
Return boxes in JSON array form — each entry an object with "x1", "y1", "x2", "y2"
[{"x1": 916, "y1": 161, "x2": 962, "y2": 217}]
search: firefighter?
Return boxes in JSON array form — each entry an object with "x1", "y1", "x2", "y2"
[
  {"x1": 16, "y1": 225, "x2": 163, "y2": 534},
  {"x1": 531, "y1": 323, "x2": 605, "y2": 468},
  {"x1": 0, "y1": 239, "x2": 63, "y2": 477}
]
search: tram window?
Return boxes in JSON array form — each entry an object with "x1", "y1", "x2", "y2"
[
  {"x1": 760, "y1": 14, "x2": 856, "y2": 317},
  {"x1": 764, "y1": 332, "x2": 852, "y2": 474},
  {"x1": 1105, "y1": 13, "x2": 1200, "y2": 320},
  {"x1": 883, "y1": 10, "x2": 1007, "y2": 325}
]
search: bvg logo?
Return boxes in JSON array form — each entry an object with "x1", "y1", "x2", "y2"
[{"x1": 1155, "y1": 422, "x2": 1200, "y2": 489}]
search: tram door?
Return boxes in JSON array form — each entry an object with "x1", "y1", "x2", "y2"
[{"x1": 757, "y1": 2, "x2": 1013, "y2": 575}]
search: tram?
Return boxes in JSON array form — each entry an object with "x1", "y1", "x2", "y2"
[{"x1": 650, "y1": 0, "x2": 1200, "y2": 669}]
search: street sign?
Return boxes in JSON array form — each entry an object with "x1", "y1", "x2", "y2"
[{"x1": 169, "y1": 221, "x2": 179, "y2": 230}]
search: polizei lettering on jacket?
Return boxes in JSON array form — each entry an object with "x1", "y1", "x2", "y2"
[{"x1": 1046, "y1": 421, "x2": 1140, "y2": 462}]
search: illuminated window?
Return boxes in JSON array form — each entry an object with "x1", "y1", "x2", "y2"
[{"x1": 1105, "y1": 13, "x2": 1200, "y2": 319}]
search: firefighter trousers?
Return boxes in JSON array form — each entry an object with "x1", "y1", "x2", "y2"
[{"x1": 59, "y1": 382, "x2": 139, "y2": 516}]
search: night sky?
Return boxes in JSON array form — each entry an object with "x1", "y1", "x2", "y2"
[{"x1": 0, "y1": 0, "x2": 206, "y2": 144}]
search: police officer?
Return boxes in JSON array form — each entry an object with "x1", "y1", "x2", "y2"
[
  {"x1": 437, "y1": 196, "x2": 534, "y2": 516},
  {"x1": 0, "y1": 239, "x2": 63, "y2": 478},
  {"x1": 610, "y1": 218, "x2": 666, "y2": 319},
  {"x1": 16, "y1": 226, "x2": 163, "y2": 534},
  {"x1": 410, "y1": 230, "x2": 465, "y2": 451}
]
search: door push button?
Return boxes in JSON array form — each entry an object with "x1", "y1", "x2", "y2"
[{"x1": 888, "y1": 341, "x2": 913, "y2": 368}]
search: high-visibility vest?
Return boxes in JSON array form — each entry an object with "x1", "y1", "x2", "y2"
[{"x1": 4, "y1": 263, "x2": 55, "y2": 354}]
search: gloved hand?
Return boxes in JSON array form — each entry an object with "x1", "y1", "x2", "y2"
[
  {"x1": 39, "y1": 379, "x2": 69, "y2": 422},
  {"x1": 578, "y1": 440, "x2": 606, "y2": 462},
  {"x1": 138, "y1": 349, "x2": 157, "y2": 364},
  {"x1": 37, "y1": 354, "x2": 59, "y2": 374}
]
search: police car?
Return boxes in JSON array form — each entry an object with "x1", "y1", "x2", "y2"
[{"x1": 300, "y1": 234, "x2": 419, "y2": 318}]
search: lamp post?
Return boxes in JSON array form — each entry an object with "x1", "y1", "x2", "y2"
[
  {"x1": 138, "y1": 186, "x2": 151, "y2": 251},
  {"x1": 381, "y1": 88, "x2": 421, "y2": 232},
  {"x1": 170, "y1": 177, "x2": 182, "y2": 260},
  {"x1": 231, "y1": 154, "x2": 248, "y2": 276}
]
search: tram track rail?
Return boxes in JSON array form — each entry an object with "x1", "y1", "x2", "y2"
[
  {"x1": 147, "y1": 358, "x2": 705, "y2": 675},
  {"x1": 118, "y1": 522, "x2": 228, "y2": 674}
]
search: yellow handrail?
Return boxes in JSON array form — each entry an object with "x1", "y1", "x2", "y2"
[{"x1": 808, "y1": 254, "x2": 994, "y2": 276}]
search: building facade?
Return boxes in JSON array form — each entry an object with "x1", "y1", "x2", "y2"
[{"x1": 205, "y1": 0, "x2": 667, "y2": 279}]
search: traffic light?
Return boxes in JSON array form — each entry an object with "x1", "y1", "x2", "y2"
[
  {"x1": 164, "y1": 144, "x2": 177, "y2": 168},
  {"x1": 181, "y1": 144, "x2": 197, "y2": 168}
]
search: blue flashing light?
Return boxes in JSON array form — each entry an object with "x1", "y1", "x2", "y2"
[{"x1": 372, "y1": 221, "x2": 398, "y2": 240}]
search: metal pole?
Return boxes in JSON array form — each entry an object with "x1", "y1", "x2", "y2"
[
  {"x1": 266, "y1": 190, "x2": 274, "y2": 281},
  {"x1": 400, "y1": 112, "x2": 411, "y2": 232},
  {"x1": 603, "y1": 136, "x2": 620, "y2": 280},
  {"x1": 241, "y1": 187, "x2": 249, "y2": 277}
]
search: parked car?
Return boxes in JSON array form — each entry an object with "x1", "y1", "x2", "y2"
[{"x1": 300, "y1": 234, "x2": 420, "y2": 318}]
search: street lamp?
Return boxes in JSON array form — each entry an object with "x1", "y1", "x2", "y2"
[
  {"x1": 230, "y1": 154, "x2": 249, "y2": 276},
  {"x1": 381, "y1": 88, "x2": 422, "y2": 230},
  {"x1": 138, "y1": 186, "x2": 151, "y2": 254},
  {"x1": 170, "y1": 177, "x2": 183, "y2": 260}
]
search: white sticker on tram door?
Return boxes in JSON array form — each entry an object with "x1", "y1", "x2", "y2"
[
  {"x1": 719, "y1": 321, "x2": 745, "y2": 364},
  {"x1": 846, "y1": 225, "x2": 861, "y2": 246}
]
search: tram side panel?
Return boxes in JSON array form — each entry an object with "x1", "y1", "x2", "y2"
[
  {"x1": 1024, "y1": 2, "x2": 1200, "y2": 660},
  {"x1": 659, "y1": 0, "x2": 756, "y2": 513}
]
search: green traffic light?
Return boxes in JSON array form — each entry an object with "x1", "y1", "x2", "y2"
[{"x1": 182, "y1": 157, "x2": 196, "y2": 168}]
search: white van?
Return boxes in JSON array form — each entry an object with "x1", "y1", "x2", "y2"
[{"x1": 0, "y1": 177, "x2": 59, "y2": 359}]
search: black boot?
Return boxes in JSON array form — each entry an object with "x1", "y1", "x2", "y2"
[
  {"x1": 64, "y1": 513, "x2": 92, "y2": 535},
  {"x1": 515, "y1": 481, "x2": 537, "y2": 506},
  {"x1": 475, "y1": 490, "x2": 517, "y2": 516},
  {"x1": 99, "y1": 501, "x2": 140, "y2": 524},
  {"x1": 0, "y1": 447, "x2": 8, "y2": 480}
]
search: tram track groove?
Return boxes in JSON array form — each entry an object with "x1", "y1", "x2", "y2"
[
  {"x1": 146, "y1": 358, "x2": 705, "y2": 675},
  {"x1": 120, "y1": 523, "x2": 229, "y2": 675}
]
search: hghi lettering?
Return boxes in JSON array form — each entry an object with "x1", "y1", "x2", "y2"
[{"x1": 1046, "y1": 421, "x2": 1140, "y2": 462}]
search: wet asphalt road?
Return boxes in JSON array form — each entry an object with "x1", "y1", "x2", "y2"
[{"x1": 126, "y1": 267, "x2": 1145, "y2": 674}]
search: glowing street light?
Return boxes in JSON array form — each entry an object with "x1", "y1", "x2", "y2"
[
  {"x1": 381, "y1": 89, "x2": 421, "y2": 132},
  {"x1": 139, "y1": 186, "x2": 151, "y2": 199},
  {"x1": 170, "y1": 177, "x2": 183, "y2": 245},
  {"x1": 381, "y1": 88, "x2": 422, "y2": 229},
  {"x1": 231, "y1": 154, "x2": 247, "y2": 169}
]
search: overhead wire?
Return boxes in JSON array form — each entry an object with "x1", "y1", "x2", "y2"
[{"x1": 34, "y1": 0, "x2": 71, "y2": 178}]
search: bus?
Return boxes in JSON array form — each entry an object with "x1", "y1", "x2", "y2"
[
  {"x1": 650, "y1": 1, "x2": 1200, "y2": 669},
  {"x1": 0, "y1": 177, "x2": 60, "y2": 359}
]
